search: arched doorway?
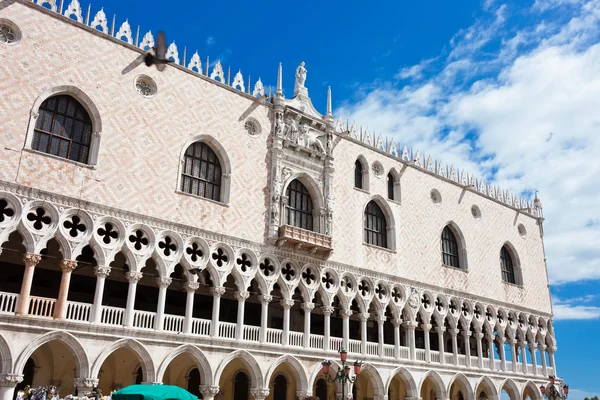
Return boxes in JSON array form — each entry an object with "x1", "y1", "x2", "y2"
[
  {"x1": 14, "y1": 359, "x2": 35, "y2": 395},
  {"x1": 388, "y1": 372, "x2": 409, "y2": 400},
  {"x1": 97, "y1": 347, "x2": 149, "y2": 394},
  {"x1": 234, "y1": 372, "x2": 249, "y2": 400},
  {"x1": 420, "y1": 374, "x2": 445, "y2": 400},
  {"x1": 273, "y1": 374, "x2": 287, "y2": 400},
  {"x1": 160, "y1": 350, "x2": 209, "y2": 400},
  {"x1": 449, "y1": 376, "x2": 472, "y2": 400},
  {"x1": 315, "y1": 378, "x2": 328, "y2": 400},
  {"x1": 187, "y1": 368, "x2": 202, "y2": 399},
  {"x1": 266, "y1": 360, "x2": 302, "y2": 400}
]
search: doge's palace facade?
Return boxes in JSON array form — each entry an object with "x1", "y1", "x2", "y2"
[{"x1": 0, "y1": 1, "x2": 556, "y2": 399}]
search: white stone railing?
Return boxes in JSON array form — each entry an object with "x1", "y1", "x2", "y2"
[
  {"x1": 483, "y1": 358, "x2": 490, "y2": 369},
  {"x1": 266, "y1": 328, "x2": 282, "y2": 344},
  {"x1": 348, "y1": 339, "x2": 361, "y2": 354},
  {"x1": 536, "y1": 365, "x2": 544, "y2": 376},
  {"x1": 29, "y1": 296, "x2": 56, "y2": 318},
  {"x1": 289, "y1": 331, "x2": 304, "y2": 347},
  {"x1": 384, "y1": 344, "x2": 395, "y2": 358},
  {"x1": 330, "y1": 337, "x2": 343, "y2": 352},
  {"x1": 191, "y1": 318, "x2": 211, "y2": 336},
  {"x1": 366, "y1": 342, "x2": 378, "y2": 356},
  {"x1": 101, "y1": 306, "x2": 124, "y2": 326},
  {"x1": 458, "y1": 354, "x2": 467, "y2": 367},
  {"x1": 416, "y1": 348, "x2": 427, "y2": 361},
  {"x1": 219, "y1": 321, "x2": 237, "y2": 339},
  {"x1": 0, "y1": 292, "x2": 17, "y2": 314},
  {"x1": 399, "y1": 346, "x2": 410, "y2": 359},
  {"x1": 65, "y1": 301, "x2": 91, "y2": 322},
  {"x1": 444, "y1": 353, "x2": 454, "y2": 364},
  {"x1": 243, "y1": 325, "x2": 260, "y2": 342},
  {"x1": 495, "y1": 359, "x2": 502, "y2": 370},
  {"x1": 470, "y1": 355, "x2": 479, "y2": 367},
  {"x1": 431, "y1": 350, "x2": 441, "y2": 363},
  {"x1": 132, "y1": 310, "x2": 155, "y2": 330},
  {"x1": 164, "y1": 314, "x2": 184, "y2": 333},
  {"x1": 310, "y1": 334, "x2": 325, "y2": 349}
]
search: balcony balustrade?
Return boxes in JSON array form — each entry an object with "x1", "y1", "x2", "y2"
[
  {"x1": 278, "y1": 225, "x2": 332, "y2": 254},
  {"x1": 0, "y1": 290, "x2": 552, "y2": 378}
]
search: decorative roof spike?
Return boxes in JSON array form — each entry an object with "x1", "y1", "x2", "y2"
[
  {"x1": 276, "y1": 62, "x2": 283, "y2": 95},
  {"x1": 90, "y1": 7, "x2": 108, "y2": 33},
  {"x1": 413, "y1": 150, "x2": 422, "y2": 167},
  {"x1": 188, "y1": 51, "x2": 201, "y2": 73},
  {"x1": 110, "y1": 14, "x2": 115, "y2": 36},
  {"x1": 165, "y1": 41, "x2": 180, "y2": 65},
  {"x1": 335, "y1": 116, "x2": 345, "y2": 133},
  {"x1": 326, "y1": 86, "x2": 333, "y2": 117},
  {"x1": 59, "y1": 0, "x2": 64, "y2": 14},
  {"x1": 205, "y1": 56, "x2": 209, "y2": 76},
  {"x1": 232, "y1": 70, "x2": 245, "y2": 92},
  {"x1": 210, "y1": 60, "x2": 225, "y2": 83},
  {"x1": 504, "y1": 190, "x2": 511, "y2": 204},
  {"x1": 63, "y1": 0, "x2": 83, "y2": 22},
  {"x1": 479, "y1": 179, "x2": 486, "y2": 193},
  {"x1": 349, "y1": 122, "x2": 359, "y2": 139},
  {"x1": 375, "y1": 134, "x2": 385, "y2": 151},
  {"x1": 252, "y1": 78, "x2": 265, "y2": 97},
  {"x1": 389, "y1": 138, "x2": 398, "y2": 157},
  {"x1": 247, "y1": 76, "x2": 251, "y2": 94},
  {"x1": 85, "y1": 3, "x2": 91, "y2": 25},
  {"x1": 426, "y1": 155, "x2": 434, "y2": 172},
  {"x1": 437, "y1": 161, "x2": 446, "y2": 178},
  {"x1": 496, "y1": 186, "x2": 503, "y2": 201},
  {"x1": 468, "y1": 175, "x2": 476, "y2": 188},
  {"x1": 227, "y1": 67, "x2": 231, "y2": 85},
  {"x1": 449, "y1": 166, "x2": 456, "y2": 181},
  {"x1": 488, "y1": 185, "x2": 495, "y2": 198},
  {"x1": 401, "y1": 145, "x2": 410, "y2": 162},
  {"x1": 363, "y1": 128, "x2": 372, "y2": 146},
  {"x1": 139, "y1": 31, "x2": 154, "y2": 50},
  {"x1": 182, "y1": 47, "x2": 186, "y2": 67},
  {"x1": 36, "y1": 0, "x2": 58, "y2": 12},
  {"x1": 514, "y1": 197, "x2": 521, "y2": 209},
  {"x1": 134, "y1": 25, "x2": 140, "y2": 47},
  {"x1": 459, "y1": 170, "x2": 467, "y2": 185},
  {"x1": 115, "y1": 19, "x2": 133, "y2": 44}
]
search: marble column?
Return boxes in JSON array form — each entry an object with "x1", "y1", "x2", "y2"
[
  {"x1": 302, "y1": 302, "x2": 315, "y2": 348},
  {"x1": 155, "y1": 277, "x2": 172, "y2": 331},
  {"x1": 341, "y1": 309, "x2": 352, "y2": 351},
  {"x1": 510, "y1": 339, "x2": 518, "y2": 372},
  {"x1": 548, "y1": 345, "x2": 557, "y2": 376},
  {"x1": 377, "y1": 315, "x2": 386, "y2": 357},
  {"x1": 437, "y1": 327, "x2": 446, "y2": 365},
  {"x1": 519, "y1": 340, "x2": 528, "y2": 374},
  {"x1": 474, "y1": 331, "x2": 484, "y2": 369},
  {"x1": 91, "y1": 266, "x2": 111, "y2": 324},
  {"x1": 0, "y1": 374, "x2": 23, "y2": 400},
  {"x1": 539, "y1": 344, "x2": 547, "y2": 376},
  {"x1": 450, "y1": 328, "x2": 459, "y2": 365},
  {"x1": 323, "y1": 306, "x2": 334, "y2": 351},
  {"x1": 235, "y1": 290, "x2": 250, "y2": 340},
  {"x1": 405, "y1": 321, "x2": 417, "y2": 360},
  {"x1": 423, "y1": 323, "x2": 432, "y2": 362},
  {"x1": 529, "y1": 341, "x2": 538, "y2": 375},
  {"x1": 359, "y1": 312, "x2": 369, "y2": 356},
  {"x1": 464, "y1": 330, "x2": 472, "y2": 368},
  {"x1": 486, "y1": 334, "x2": 495, "y2": 371},
  {"x1": 282, "y1": 299, "x2": 294, "y2": 346},
  {"x1": 199, "y1": 385, "x2": 220, "y2": 400},
  {"x1": 184, "y1": 282, "x2": 199, "y2": 335},
  {"x1": 124, "y1": 271, "x2": 143, "y2": 327},
  {"x1": 210, "y1": 286, "x2": 226, "y2": 338},
  {"x1": 259, "y1": 295, "x2": 272, "y2": 343},
  {"x1": 498, "y1": 335, "x2": 507, "y2": 371},
  {"x1": 393, "y1": 319, "x2": 401, "y2": 359},
  {"x1": 16, "y1": 253, "x2": 41, "y2": 316},
  {"x1": 54, "y1": 260, "x2": 78, "y2": 319}
]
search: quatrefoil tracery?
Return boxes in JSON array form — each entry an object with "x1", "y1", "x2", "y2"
[
  {"x1": 282, "y1": 263, "x2": 295, "y2": 281},
  {"x1": 186, "y1": 242, "x2": 203, "y2": 263},
  {"x1": 236, "y1": 253, "x2": 252, "y2": 272},
  {"x1": 421, "y1": 295, "x2": 431, "y2": 309},
  {"x1": 302, "y1": 268, "x2": 316, "y2": 285},
  {"x1": 391, "y1": 287, "x2": 402, "y2": 303},
  {"x1": 375, "y1": 283, "x2": 386, "y2": 300},
  {"x1": 358, "y1": 281, "x2": 370, "y2": 297},
  {"x1": 461, "y1": 303, "x2": 470, "y2": 317},
  {"x1": 27, "y1": 207, "x2": 51, "y2": 231},
  {"x1": 259, "y1": 258, "x2": 275, "y2": 277},
  {"x1": 322, "y1": 272, "x2": 334, "y2": 289},
  {"x1": 97, "y1": 223, "x2": 118, "y2": 244},
  {"x1": 0, "y1": 199, "x2": 15, "y2": 223},
  {"x1": 435, "y1": 297, "x2": 444, "y2": 312},
  {"x1": 63, "y1": 215, "x2": 86, "y2": 238},
  {"x1": 212, "y1": 248, "x2": 228, "y2": 267},
  {"x1": 128, "y1": 230, "x2": 149, "y2": 251},
  {"x1": 158, "y1": 236, "x2": 177, "y2": 257},
  {"x1": 449, "y1": 301, "x2": 458, "y2": 315},
  {"x1": 341, "y1": 276, "x2": 353, "y2": 293}
]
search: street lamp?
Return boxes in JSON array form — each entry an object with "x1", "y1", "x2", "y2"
[
  {"x1": 540, "y1": 375, "x2": 569, "y2": 399},
  {"x1": 321, "y1": 349, "x2": 362, "y2": 400}
]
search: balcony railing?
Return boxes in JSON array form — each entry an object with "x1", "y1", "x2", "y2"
[
  {"x1": 0, "y1": 290, "x2": 551, "y2": 377},
  {"x1": 278, "y1": 225, "x2": 332, "y2": 253}
]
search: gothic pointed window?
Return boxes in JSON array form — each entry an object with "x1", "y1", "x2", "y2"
[
  {"x1": 387, "y1": 172, "x2": 394, "y2": 200},
  {"x1": 285, "y1": 179, "x2": 313, "y2": 231},
  {"x1": 32, "y1": 95, "x2": 93, "y2": 164},
  {"x1": 441, "y1": 226, "x2": 460, "y2": 268},
  {"x1": 355, "y1": 160, "x2": 363, "y2": 189},
  {"x1": 501, "y1": 245, "x2": 516, "y2": 284},
  {"x1": 364, "y1": 201, "x2": 387, "y2": 248},
  {"x1": 181, "y1": 142, "x2": 222, "y2": 202}
]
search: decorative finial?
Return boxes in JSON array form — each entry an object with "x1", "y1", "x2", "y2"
[
  {"x1": 326, "y1": 86, "x2": 333, "y2": 117},
  {"x1": 276, "y1": 62, "x2": 283, "y2": 95}
]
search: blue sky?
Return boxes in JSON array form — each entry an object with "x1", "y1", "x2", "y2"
[{"x1": 88, "y1": 0, "x2": 599, "y2": 397}]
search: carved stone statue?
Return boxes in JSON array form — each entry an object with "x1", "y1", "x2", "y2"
[
  {"x1": 284, "y1": 119, "x2": 299, "y2": 142},
  {"x1": 295, "y1": 62, "x2": 307, "y2": 89},
  {"x1": 304, "y1": 129, "x2": 326, "y2": 153},
  {"x1": 275, "y1": 113, "x2": 284, "y2": 137}
]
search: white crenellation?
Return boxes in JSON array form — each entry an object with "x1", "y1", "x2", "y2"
[
  {"x1": 210, "y1": 60, "x2": 225, "y2": 83},
  {"x1": 63, "y1": 0, "x2": 83, "y2": 22},
  {"x1": 165, "y1": 41, "x2": 179, "y2": 64},
  {"x1": 252, "y1": 78, "x2": 264, "y2": 97},
  {"x1": 139, "y1": 31, "x2": 154, "y2": 51},
  {"x1": 401, "y1": 146, "x2": 410, "y2": 162},
  {"x1": 335, "y1": 116, "x2": 345, "y2": 133},
  {"x1": 375, "y1": 134, "x2": 384, "y2": 151},
  {"x1": 115, "y1": 19, "x2": 132, "y2": 44},
  {"x1": 363, "y1": 129, "x2": 372, "y2": 146},
  {"x1": 232, "y1": 70, "x2": 245, "y2": 92},
  {"x1": 349, "y1": 122, "x2": 358, "y2": 140},
  {"x1": 188, "y1": 51, "x2": 202, "y2": 73},
  {"x1": 35, "y1": 0, "x2": 58, "y2": 12},
  {"x1": 90, "y1": 8, "x2": 108, "y2": 33}
]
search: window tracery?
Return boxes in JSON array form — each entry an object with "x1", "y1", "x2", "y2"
[
  {"x1": 285, "y1": 180, "x2": 313, "y2": 231},
  {"x1": 364, "y1": 201, "x2": 387, "y2": 248},
  {"x1": 181, "y1": 142, "x2": 222, "y2": 202}
]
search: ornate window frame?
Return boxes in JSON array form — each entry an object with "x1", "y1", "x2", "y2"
[
  {"x1": 354, "y1": 155, "x2": 370, "y2": 192},
  {"x1": 440, "y1": 222, "x2": 468, "y2": 270},
  {"x1": 387, "y1": 168, "x2": 401, "y2": 203},
  {"x1": 500, "y1": 242, "x2": 522, "y2": 286},
  {"x1": 25, "y1": 86, "x2": 103, "y2": 167},
  {"x1": 362, "y1": 195, "x2": 396, "y2": 251},
  {"x1": 176, "y1": 134, "x2": 231, "y2": 205},
  {"x1": 280, "y1": 173, "x2": 324, "y2": 234}
]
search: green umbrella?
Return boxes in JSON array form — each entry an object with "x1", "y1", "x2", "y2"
[{"x1": 111, "y1": 384, "x2": 197, "y2": 400}]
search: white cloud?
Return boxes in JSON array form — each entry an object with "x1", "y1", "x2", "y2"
[
  {"x1": 336, "y1": 0, "x2": 600, "y2": 285},
  {"x1": 206, "y1": 36, "x2": 216, "y2": 46},
  {"x1": 565, "y1": 388, "x2": 599, "y2": 399},
  {"x1": 553, "y1": 296, "x2": 600, "y2": 319}
]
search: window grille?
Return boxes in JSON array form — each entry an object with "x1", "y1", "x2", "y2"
[
  {"x1": 364, "y1": 201, "x2": 387, "y2": 248},
  {"x1": 32, "y1": 95, "x2": 92, "y2": 164},
  {"x1": 285, "y1": 180, "x2": 313, "y2": 231},
  {"x1": 501, "y1": 246, "x2": 516, "y2": 284},
  {"x1": 181, "y1": 142, "x2": 222, "y2": 201},
  {"x1": 441, "y1": 226, "x2": 460, "y2": 268}
]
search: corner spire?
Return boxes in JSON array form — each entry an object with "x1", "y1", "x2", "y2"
[
  {"x1": 326, "y1": 86, "x2": 333, "y2": 117},
  {"x1": 276, "y1": 62, "x2": 283, "y2": 95}
]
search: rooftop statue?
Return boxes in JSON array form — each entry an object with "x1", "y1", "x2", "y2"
[{"x1": 294, "y1": 61, "x2": 307, "y2": 96}]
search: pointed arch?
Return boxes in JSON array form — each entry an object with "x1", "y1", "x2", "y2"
[
  {"x1": 385, "y1": 367, "x2": 418, "y2": 398},
  {"x1": 308, "y1": 359, "x2": 342, "y2": 393},
  {"x1": 498, "y1": 378, "x2": 520, "y2": 400},
  {"x1": 91, "y1": 338, "x2": 155, "y2": 382},
  {"x1": 387, "y1": 168, "x2": 401, "y2": 202},
  {"x1": 14, "y1": 331, "x2": 90, "y2": 377},
  {"x1": 156, "y1": 345, "x2": 213, "y2": 385},
  {"x1": 476, "y1": 375, "x2": 499, "y2": 400},
  {"x1": 176, "y1": 134, "x2": 232, "y2": 204},
  {"x1": 355, "y1": 156, "x2": 369, "y2": 191},
  {"x1": 0, "y1": 332, "x2": 13, "y2": 375},
  {"x1": 264, "y1": 355, "x2": 309, "y2": 393},
  {"x1": 448, "y1": 373, "x2": 474, "y2": 399},
  {"x1": 359, "y1": 363, "x2": 385, "y2": 398},
  {"x1": 500, "y1": 241, "x2": 522, "y2": 285},
  {"x1": 523, "y1": 380, "x2": 542, "y2": 400},
  {"x1": 214, "y1": 349, "x2": 263, "y2": 389},
  {"x1": 419, "y1": 370, "x2": 447, "y2": 400},
  {"x1": 441, "y1": 221, "x2": 468, "y2": 270},
  {"x1": 363, "y1": 195, "x2": 396, "y2": 250}
]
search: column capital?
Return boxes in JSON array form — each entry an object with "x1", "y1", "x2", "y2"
[
  {"x1": 94, "y1": 266, "x2": 111, "y2": 278},
  {"x1": 73, "y1": 377, "x2": 99, "y2": 389},
  {"x1": 549, "y1": 345, "x2": 557, "y2": 353},
  {"x1": 296, "y1": 390, "x2": 312, "y2": 400},
  {"x1": 497, "y1": 335, "x2": 506, "y2": 344},
  {"x1": 260, "y1": 294, "x2": 273, "y2": 304},
  {"x1": 485, "y1": 333, "x2": 495, "y2": 341},
  {"x1": 376, "y1": 315, "x2": 387, "y2": 324},
  {"x1": 186, "y1": 282, "x2": 200, "y2": 292},
  {"x1": 403, "y1": 321, "x2": 418, "y2": 329},
  {"x1": 539, "y1": 344, "x2": 547, "y2": 351},
  {"x1": 474, "y1": 332, "x2": 484, "y2": 340},
  {"x1": 301, "y1": 302, "x2": 315, "y2": 312},
  {"x1": 210, "y1": 286, "x2": 226, "y2": 297},
  {"x1": 60, "y1": 259, "x2": 78, "y2": 272},
  {"x1": 281, "y1": 299, "x2": 295, "y2": 309},
  {"x1": 517, "y1": 340, "x2": 527, "y2": 348},
  {"x1": 23, "y1": 253, "x2": 41, "y2": 267},
  {"x1": 463, "y1": 330, "x2": 472, "y2": 337},
  {"x1": 422, "y1": 323, "x2": 432, "y2": 332},
  {"x1": 322, "y1": 305, "x2": 335, "y2": 315},
  {"x1": 340, "y1": 308, "x2": 353, "y2": 318},
  {"x1": 392, "y1": 318, "x2": 402, "y2": 327},
  {"x1": 358, "y1": 312, "x2": 370, "y2": 322},
  {"x1": 235, "y1": 290, "x2": 250, "y2": 301},
  {"x1": 0, "y1": 373, "x2": 23, "y2": 387},
  {"x1": 156, "y1": 277, "x2": 172, "y2": 288},
  {"x1": 436, "y1": 326, "x2": 446, "y2": 334},
  {"x1": 250, "y1": 388, "x2": 270, "y2": 400},
  {"x1": 199, "y1": 385, "x2": 220, "y2": 396},
  {"x1": 126, "y1": 271, "x2": 143, "y2": 283},
  {"x1": 449, "y1": 328, "x2": 460, "y2": 336}
]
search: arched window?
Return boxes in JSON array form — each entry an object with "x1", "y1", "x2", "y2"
[
  {"x1": 355, "y1": 160, "x2": 363, "y2": 189},
  {"x1": 233, "y1": 371, "x2": 249, "y2": 400},
  {"x1": 181, "y1": 142, "x2": 222, "y2": 202},
  {"x1": 285, "y1": 179, "x2": 314, "y2": 231},
  {"x1": 441, "y1": 226, "x2": 460, "y2": 268},
  {"x1": 32, "y1": 95, "x2": 93, "y2": 163},
  {"x1": 273, "y1": 374, "x2": 288, "y2": 400},
  {"x1": 364, "y1": 201, "x2": 387, "y2": 248},
  {"x1": 316, "y1": 378, "x2": 327, "y2": 400},
  {"x1": 387, "y1": 172, "x2": 395, "y2": 200},
  {"x1": 500, "y1": 245, "x2": 516, "y2": 284}
]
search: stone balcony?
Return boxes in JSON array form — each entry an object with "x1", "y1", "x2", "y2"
[{"x1": 277, "y1": 225, "x2": 332, "y2": 255}]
